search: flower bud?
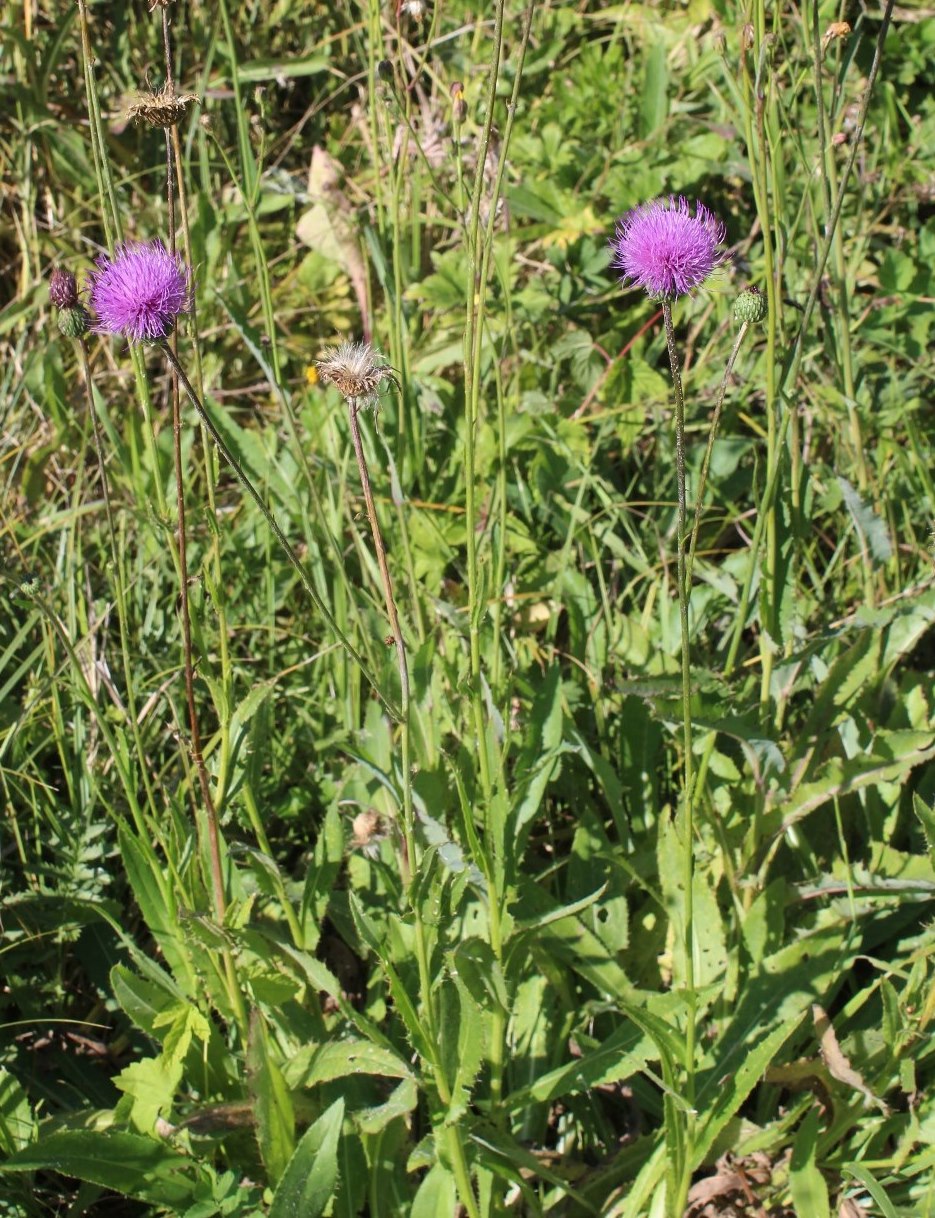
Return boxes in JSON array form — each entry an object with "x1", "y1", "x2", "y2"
[
  {"x1": 733, "y1": 286, "x2": 767, "y2": 324},
  {"x1": 450, "y1": 81, "x2": 467, "y2": 124},
  {"x1": 58, "y1": 305, "x2": 91, "y2": 338},
  {"x1": 50, "y1": 267, "x2": 79, "y2": 309},
  {"x1": 377, "y1": 59, "x2": 393, "y2": 82}
]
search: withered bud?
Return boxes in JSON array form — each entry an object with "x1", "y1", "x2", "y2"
[
  {"x1": 450, "y1": 81, "x2": 467, "y2": 124},
  {"x1": 49, "y1": 267, "x2": 79, "y2": 309},
  {"x1": 741, "y1": 23, "x2": 755, "y2": 50},
  {"x1": 127, "y1": 84, "x2": 199, "y2": 129},
  {"x1": 822, "y1": 21, "x2": 851, "y2": 49}
]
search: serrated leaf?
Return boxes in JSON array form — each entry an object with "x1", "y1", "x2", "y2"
[{"x1": 268, "y1": 1097, "x2": 344, "y2": 1218}]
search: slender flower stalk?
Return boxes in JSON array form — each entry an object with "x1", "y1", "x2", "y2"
[
  {"x1": 316, "y1": 343, "x2": 415, "y2": 871},
  {"x1": 611, "y1": 193, "x2": 728, "y2": 1218}
]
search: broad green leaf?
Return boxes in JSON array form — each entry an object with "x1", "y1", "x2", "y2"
[
  {"x1": 283, "y1": 1040, "x2": 414, "y2": 1090},
  {"x1": 639, "y1": 38, "x2": 668, "y2": 138},
  {"x1": 247, "y1": 1014, "x2": 295, "y2": 1186},
  {"x1": 268, "y1": 1097, "x2": 344, "y2": 1218},
  {"x1": 0, "y1": 1131, "x2": 196, "y2": 1206},
  {"x1": 790, "y1": 1109, "x2": 831, "y2": 1218}
]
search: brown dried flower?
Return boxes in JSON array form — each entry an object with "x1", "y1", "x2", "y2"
[
  {"x1": 316, "y1": 340, "x2": 395, "y2": 409},
  {"x1": 127, "y1": 83, "x2": 198, "y2": 129}
]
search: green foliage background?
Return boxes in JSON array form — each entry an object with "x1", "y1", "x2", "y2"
[{"x1": 2, "y1": 0, "x2": 935, "y2": 1215}]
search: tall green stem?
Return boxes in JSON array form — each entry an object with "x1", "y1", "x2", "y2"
[{"x1": 663, "y1": 302, "x2": 696, "y2": 1218}]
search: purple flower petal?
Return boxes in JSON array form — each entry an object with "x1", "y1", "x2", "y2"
[
  {"x1": 610, "y1": 196, "x2": 727, "y2": 300},
  {"x1": 87, "y1": 240, "x2": 191, "y2": 342}
]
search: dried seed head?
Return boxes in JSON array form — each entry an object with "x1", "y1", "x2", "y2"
[
  {"x1": 316, "y1": 340, "x2": 395, "y2": 409},
  {"x1": 127, "y1": 84, "x2": 199, "y2": 129}
]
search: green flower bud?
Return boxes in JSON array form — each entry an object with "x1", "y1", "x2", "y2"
[
  {"x1": 733, "y1": 286, "x2": 767, "y2": 324},
  {"x1": 58, "y1": 305, "x2": 91, "y2": 338}
]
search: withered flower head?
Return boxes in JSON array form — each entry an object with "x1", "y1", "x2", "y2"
[
  {"x1": 127, "y1": 83, "x2": 199, "y2": 129},
  {"x1": 49, "y1": 267, "x2": 80, "y2": 309},
  {"x1": 316, "y1": 340, "x2": 395, "y2": 409}
]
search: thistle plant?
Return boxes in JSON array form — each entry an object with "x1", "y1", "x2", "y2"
[{"x1": 611, "y1": 193, "x2": 729, "y2": 1215}]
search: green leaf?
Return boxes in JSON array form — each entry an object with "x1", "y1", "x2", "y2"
[
  {"x1": 268, "y1": 1097, "x2": 344, "y2": 1218},
  {"x1": 110, "y1": 965, "x2": 179, "y2": 1038},
  {"x1": 355, "y1": 1077, "x2": 419, "y2": 1135},
  {"x1": 348, "y1": 893, "x2": 432, "y2": 1060},
  {"x1": 779, "y1": 731, "x2": 935, "y2": 832},
  {"x1": 509, "y1": 1020, "x2": 654, "y2": 1106},
  {"x1": 411, "y1": 1161, "x2": 457, "y2": 1218},
  {"x1": 913, "y1": 793, "x2": 935, "y2": 865},
  {"x1": 0, "y1": 1131, "x2": 196, "y2": 1206},
  {"x1": 639, "y1": 38, "x2": 668, "y2": 138},
  {"x1": 512, "y1": 665, "x2": 565, "y2": 837},
  {"x1": 248, "y1": 1013, "x2": 295, "y2": 1186},
  {"x1": 841, "y1": 1164, "x2": 900, "y2": 1218},
  {"x1": 437, "y1": 977, "x2": 488, "y2": 1123},
  {"x1": 0, "y1": 1068, "x2": 32, "y2": 1155},
  {"x1": 283, "y1": 1040, "x2": 414, "y2": 1090},
  {"x1": 237, "y1": 53, "x2": 329, "y2": 81},
  {"x1": 789, "y1": 1109, "x2": 831, "y2": 1218},
  {"x1": 118, "y1": 829, "x2": 196, "y2": 993}
]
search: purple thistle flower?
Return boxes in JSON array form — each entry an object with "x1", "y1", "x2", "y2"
[
  {"x1": 87, "y1": 240, "x2": 191, "y2": 342},
  {"x1": 610, "y1": 196, "x2": 727, "y2": 300}
]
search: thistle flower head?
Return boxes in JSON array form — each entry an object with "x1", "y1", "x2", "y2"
[
  {"x1": 316, "y1": 340, "x2": 394, "y2": 408},
  {"x1": 49, "y1": 267, "x2": 80, "y2": 309},
  {"x1": 87, "y1": 240, "x2": 191, "y2": 343},
  {"x1": 610, "y1": 196, "x2": 727, "y2": 301}
]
